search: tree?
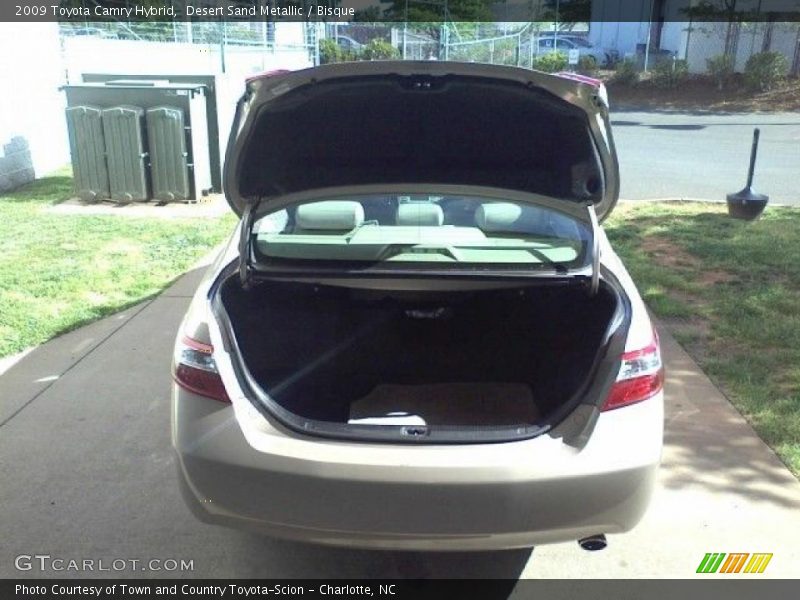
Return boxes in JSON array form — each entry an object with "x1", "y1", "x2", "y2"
[
  {"x1": 360, "y1": 38, "x2": 401, "y2": 60},
  {"x1": 541, "y1": 0, "x2": 592, "y2": 30},
  {"x1": 381, "y1": 0, "x2": 495, "y2": 22},
  {"x1": 680, "y1": 0, "x2": 765, "y2": 56},
  {"x1": 380, "y1": 0, "x2": 495, "y2": 54},
  {"x1": 680, "y1": 0, "x2": 763, "y2": 21}
]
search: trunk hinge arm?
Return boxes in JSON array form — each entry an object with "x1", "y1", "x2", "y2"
[
  {"x1": 587, "y1": 202, "x2": 600, "y2": 296},
  {"x1": 239, "y1": 199, "x2": 260, "y2": 290}
]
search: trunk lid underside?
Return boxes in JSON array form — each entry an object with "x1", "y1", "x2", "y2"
[{"x1": 224, "y1": 62, "x2": 619, "y2": 221}]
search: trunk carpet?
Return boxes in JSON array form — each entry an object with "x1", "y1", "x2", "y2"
[{"x1": 348, "y1": 382, "x2": 538, "y2": 426}]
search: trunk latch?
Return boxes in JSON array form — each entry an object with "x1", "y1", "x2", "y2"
[{"x1": 402, "y1": 426, "x2": 429, "y2": 437}]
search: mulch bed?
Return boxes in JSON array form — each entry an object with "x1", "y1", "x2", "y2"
[{"x1": 598, "y1": 72, "x2": 800, "y2": 112}]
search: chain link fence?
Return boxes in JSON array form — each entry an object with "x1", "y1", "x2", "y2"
[
  {"x1": 58, "y1": 21, "x2": 319, "y2": 80},
  {"x1": 447, "y1": 32, "x2": 533, "y2": 67},
  {"x1": 392, "y1": 23, "x2": 592, "y2": 70},
  {"x1": 59, "y1": 19, "x2": 800, "y2": 79}
]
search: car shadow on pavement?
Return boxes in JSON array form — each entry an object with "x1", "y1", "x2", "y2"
[
  {"x1": 612, "y1": 117, "x2": 799, "y2": 128},
  {"x1": 661, "y1": 415, "x2": 800, "y2": 509},
  {"x1": 657, "y1": 336, "x2": 800, "y2": 508},
  {"x1": 611, "y1": 121, "x2": 706, "y2": 131},
  {"x1": 229, "y1": 532, "x2": 530, "y2": 584},
  {"x1": 612, "y1": 105, "x2": 800, "y2": 118}
]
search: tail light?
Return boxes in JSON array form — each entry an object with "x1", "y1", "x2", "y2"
[
  {"x1": 602, "y1": 329, "x2": 664, "y2": 411},
  {"x1": 172, "y1": 336, "x2": 230, "y2": 403}
]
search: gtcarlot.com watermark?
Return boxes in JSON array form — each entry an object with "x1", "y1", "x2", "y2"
[{"x1": 14, "y1": 554, "x2": 194, "y2": 573}]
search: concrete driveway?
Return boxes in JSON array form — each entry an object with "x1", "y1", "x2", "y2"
[
  {"x1": 1, "y1": 264, "x2": 799, "y2": 582},
  {"x1": 612, "y1": 110, "x2": 800, "y2": 206}
]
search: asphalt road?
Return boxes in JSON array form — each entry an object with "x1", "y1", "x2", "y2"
[
  {"x1": 612, "y1": 110, "x2": 800, "y2": 205},
  {"x1": 2, "y1": 264, "x2": 800, "y2": 585}
]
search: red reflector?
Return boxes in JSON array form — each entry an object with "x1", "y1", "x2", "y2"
[
  {"x1": 603, "y1": 369, "x2": 664, "y2": 411},
  {"x1": 602, "y1": 327, "x2": 664, "y2": 411},
  {"x1": 173, "y1": 364, "x2": 230, "y2": 403},
  {"x1": 173, "y1": 336, "x2": 230, "y2": 403}
]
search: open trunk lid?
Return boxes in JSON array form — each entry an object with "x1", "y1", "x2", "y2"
[
  {"x1": 214, "y1": 64, "x2": 628, "y2": 442},
  {"x1": 223, "y1": 61, "x2": 619, "y2": 221}
]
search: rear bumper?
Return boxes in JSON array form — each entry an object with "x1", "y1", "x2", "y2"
[{"x1": 172, "y1": 387, "x2": 662, "y2": 551}]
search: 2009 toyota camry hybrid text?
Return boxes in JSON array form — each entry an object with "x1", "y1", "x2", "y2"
[{"x1": 171, "y1": 61, "x2": 664, "y2": 551}]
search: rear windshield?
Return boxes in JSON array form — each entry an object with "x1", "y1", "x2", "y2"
[{"x1": 251, "y1": 194, "x2": 590, "y2": 270}]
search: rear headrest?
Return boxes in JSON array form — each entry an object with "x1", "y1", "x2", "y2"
[
  {"x1": 295, "y1": 201, "x2": 364, "y2": 231},
  {"x1": 396, "y1": 203, "x2": 444, "y2": 226},
  {"x1": 475, "y1": 202, "x2": 556, "y2": 233},
  {"x1": 475, "y1": 203, "x2": 524, "y2": 232}
]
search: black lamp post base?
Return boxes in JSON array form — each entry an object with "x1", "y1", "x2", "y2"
[{"x1": 726, "y1": 187, "x2": 769, "y2": 221}]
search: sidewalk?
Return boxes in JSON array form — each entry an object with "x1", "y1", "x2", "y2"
[{"x1": 522, "y1": 325, "x2": 800, "y2": 578}]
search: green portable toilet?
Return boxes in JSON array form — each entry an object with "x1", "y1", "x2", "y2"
[
  {"x1": 101, "y1": 106, "x2": 149, "y2": 202},
  {"x1": 65, "y1": 105, "x2": 110, "y2": 202}
]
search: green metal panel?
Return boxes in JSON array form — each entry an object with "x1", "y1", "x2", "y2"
[
  {"x1": 186, "y1": 90, "x2": 212, "y2": 201},
  {"x1": 65, "y1": 106, "x2": 109, "y2": 201},
  {"x1": 101, "y1": 106, "x2": 149, "y2": 202},
  {"x1": 146, "y1": 107, "x2": 190, "y2": 201}
]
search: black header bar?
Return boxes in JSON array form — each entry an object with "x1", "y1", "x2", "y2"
[
  {"x1": 5, "y1": 579, "x2": 800, "y2": 600},
  {"x1": 5, "y1": 0, "x2": 800, "y2": 23}
]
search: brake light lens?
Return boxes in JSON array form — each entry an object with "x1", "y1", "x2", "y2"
[
  {"x1": 172, "y1": 336, "x2": 230, "y2": 403},
  {"x1": 602, "y1": 329, "x2": 664, "y2": 411}
]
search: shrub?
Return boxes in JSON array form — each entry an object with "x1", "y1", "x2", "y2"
[
  {"x1": 577, "y1": 55, "x2": 599, "y2": 76},
  {"x1": 532, "y1": 51, "x2": 568, "y2": 73},
  {"x1": 706, "y1": 54, "x2": 735, "y2": 90},
  {"x1": 613, "y1": 58, "x2": 639, "y2": 85},
  {"x1": 652, "y1": 58, "x2": 689, "y2": 88},
  {"x1": 744, "y1": 51, "x2": 788, "y2": 91},
  {"x1": 319, "y1": 39, "x2": 346, "y2": 64},
  {"x1": 360, "y1": 39, "x2": 400, "y2": 61}
]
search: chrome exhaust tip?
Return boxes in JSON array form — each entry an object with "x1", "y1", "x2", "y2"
[{"x1": 578, "y1": 534, "x2": 607, "y2": 551}]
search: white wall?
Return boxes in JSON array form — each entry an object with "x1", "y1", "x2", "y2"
[
  {"x1": 589, "y1": 21, "x2": 686, "y2": 58},
  {"x1": 62, "y1": 37, "x2": 313, "y2": 84},
  {"x1": 0, "y1": 23, "x2": 70, "y2": 183},
  {"x1": 588, "y1": 1, "x2": 695, "y2": 57},
  {"x1": 660, "y1": 22, "x2": 687, "y2": 56},
  {"x1": 274, "y1": 23, "x2": 306, "y2": 47},
  {"x1": 589, "y1": 21, "x2": 651, "y2": 57}
]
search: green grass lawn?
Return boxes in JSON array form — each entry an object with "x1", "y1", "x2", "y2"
[
  {"x1": 0, "y1": 169, "x2": 236, "y2": 358},
  {"x1": 3, "y1": 175, "x2": 798, "y2": 475},
  {"x1": 606, "y1": 201, "x2": 800, "y2": 476}
]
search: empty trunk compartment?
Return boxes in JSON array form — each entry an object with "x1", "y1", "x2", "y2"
[{"x1": 218, "y1": 277, "x2": 621, "y2": 431}]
